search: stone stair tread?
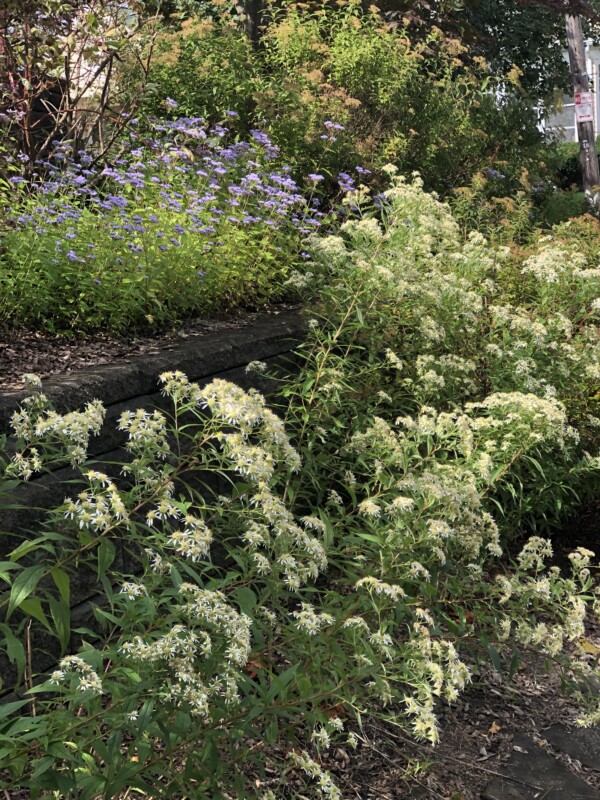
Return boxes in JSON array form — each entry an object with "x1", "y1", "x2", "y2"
[
  {"x1": 481, "y1": 733, "x2": 600, "y2": 800},
  {"x1": 544, "y1": 723, "x2": 600, "y2": 771}
]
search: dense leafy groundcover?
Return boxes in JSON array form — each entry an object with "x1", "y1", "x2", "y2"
[{"x1": 0, "y1": 175, "x2": 598, "y2": 798}]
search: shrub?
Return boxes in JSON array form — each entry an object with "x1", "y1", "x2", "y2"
[
  {"x1": 137, "y1": 4, "x2": 548, "y2": 194},
  {"x1": 552, "y1": 141, "x2": 583, "y2": 190},
  {"x1": 0, "y1": 364, "x2": 598, "y2": 796},
  {"x1": 296, "y1": 173, "x2": 599, "y2": 531},
  {"x1": 537, "y1": 190, "x2": 587, "y2": 227},
  {"x1": 450, "y1": 172, "x2": 536, "y2": 245},
  {"x1": 137, "y1": 18, "x2": 259, "y2": 132},
  {"x1": 0, "y1": 117, "x2": 321, "y2": 333}
]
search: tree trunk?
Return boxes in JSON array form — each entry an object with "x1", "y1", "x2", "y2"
[
  {"x1": 235, "y1": 1, "x2": 265, "y2": 47},
  {"x1": 565, "y1": 12, "x2": 600, "y2": 207}
]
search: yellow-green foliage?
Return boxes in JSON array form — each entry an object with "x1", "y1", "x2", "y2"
[{"x1": 140, "y1": 3, "x2": 544, "y2": 192}]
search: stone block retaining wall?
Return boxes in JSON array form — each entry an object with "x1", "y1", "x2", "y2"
[{"x1": 0, "y1": 310, "x2": 306, "y2": 687}]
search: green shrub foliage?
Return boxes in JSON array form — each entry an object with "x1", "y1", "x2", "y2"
[
  {"x1": 139, "y1": 4, "x2": 547, "y2": 193},
  {"x1": 0, "y1": 118, "x2": 318, "y2": 333}
]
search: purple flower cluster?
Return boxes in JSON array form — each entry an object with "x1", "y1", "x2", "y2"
[
  {"x1": 7, "y1": 116, "x2": 322, "y2": 275},
  {"x1": 338, "y1": 172, "x2": 356, "y2": 193},
  {"x1": 1, "y1": 116, "x2": 333, "y2": 329}
]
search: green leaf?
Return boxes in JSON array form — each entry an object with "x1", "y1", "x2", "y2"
[
  {"x1": 93, "y1": 607, "x2": 121, "y2": 625},
  {"x1": 481, "y1": 636, "x2": 503, "y2": 675},
  {"x1": 97, "y1": 539, "x2": 116, "y2": 578},
  {"x1": 0, "y1": 699, "x2": 29, "y2": 720},
  {"x1": 508, "y1": 647, "x2": 521, "y2": 680},
  {"x1": 136, "y1": 698, "x2": 155, "y2": 735},
  {"x1": 0, "y1": 561, "x2": 22, "y2": 587},
  {"x1": 7, "y1": 565, "x2": 46, "y2": 619},
  {"x1": 18, "y1": 597, "x2": 52, "y2": 632},
  {"x1": 0, "y1": 623, "x2": 25, "y2": 684},
  {"x1": 10, "y1": 533, "x2": 66, "y2": 561},
  {"x1": 104, "y1": 762, "x2": 149, "y2": 798},
  {"x1": 265, "y1": 718, "x2": 279, "y2": 744},
  {"x1": 266, "y1": 663, "x2": 299, "y2": 702},
  {"x1": 48, "y1": 596, "x2": 71, "y2": 651},
  {"x1": 355, "y1": 532, "x2": 382, "y2": 544},
  {"x1": 201, "y1": 734, "x2": 219, "y2": 775},
  {"x1": 236, "y1": 587, "x2": 257, "y2": 616},
  {"x1": 31, "y1": 755, "x2": 55, "y2": 780},
  {"x1": 51, "y1": 568, "x2": 70, "y2": 605}
]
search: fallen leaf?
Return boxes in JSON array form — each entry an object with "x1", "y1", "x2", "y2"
[
  {"x1": 489, "y1": 721, "x2": 502, "y2": 735},
  {"x1": 576, "y1": 638, "x2": 600, "y2": 656}
]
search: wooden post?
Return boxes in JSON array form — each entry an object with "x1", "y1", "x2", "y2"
[{"x1": 565, "y1": 12, "x2": 600, "y2": 205}]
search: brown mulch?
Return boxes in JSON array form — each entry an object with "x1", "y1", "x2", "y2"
[{"x1": 0, "y1": 304, "x2": 298, "y2": 392}]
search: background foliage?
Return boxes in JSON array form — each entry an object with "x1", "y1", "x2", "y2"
[{"x1": 137, "y1": 3, "x2": 550, "y2": 193}]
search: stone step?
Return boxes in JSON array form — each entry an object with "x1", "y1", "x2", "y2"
[{"x1": 482, "y1": 732, "x2": 600, "y2": 800}]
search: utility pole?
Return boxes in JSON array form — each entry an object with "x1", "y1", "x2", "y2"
[{"x1": 565, "y1": 12, "x2": 600, "y2": 207}]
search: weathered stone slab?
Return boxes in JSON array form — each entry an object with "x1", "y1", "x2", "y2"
[
  {"x1": 544, "y1": 724, "x2": 600, "y2": 771},
  {"x1": 481, "y1": 734, "x2": 600, "y2": 800}
]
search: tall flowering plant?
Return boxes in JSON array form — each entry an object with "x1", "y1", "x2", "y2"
[
  {"x1": 0, "y1": 175, "x2": 599, "y2": 797},
  {"x1": 0, "y1": 361, "x2": 598, "y2": 796}
]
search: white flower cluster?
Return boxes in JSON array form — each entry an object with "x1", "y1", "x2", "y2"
[
  {"x1": 64, "y1": 470, "x2": 128, "y2": 531},
  {"x1": 289, "y1": 751, "x2": 341, "y2": 800},
  {"x1": 467, "y1": 393, "x2": 578, "y2": 454},
  {"x1": 521, "y1": 246, "x2": 584, "y2": 284},
  {"x1": 118, "y1": 408, "x2": 170, "y2": 460},
  {"x1": 493, "y1": 543, "x2": 596, "y2": 657},
  {"x1": 120, "y1": 582, "x2": 146, "y2": 600},
  {"x1": 121, "y1": 593, "x2": 247, "y2": 718},
  {"x1": 169, "y1": 515, "x2": 213, "y2": 561},
  {"x1": 403, "y1": 627, "x2": 471, "y2": 742},
  {"x1": 195, "y1": 377, "x2": 302, "y2": 473},
  {"x1": 245, "y1": 484, "x2": 328, "y2": 589},
  {"x1": 180, "y1": 583, "x2": 252, "y2": 667},
  {"x1": 352, "y1": 413, "x2": 503, "y2": 562},
  {"x1": 340, "y1": 217, "x2": 384, "y2": 243},
  {"x1": 50, "y1": 655, "x2": 103, "y2": 695},
  {"x1": 291, "y1": 602, "x2": 335, "y2": 636},
  {"x1": 121, "y1": 624, "x2": 213, "y2": 717},
  {"x1": 355, "y1": 576, "x2": 406, "y2": 600},
  {"x1": 10, "y1": 380, "x2": 105, "y2": 474}
]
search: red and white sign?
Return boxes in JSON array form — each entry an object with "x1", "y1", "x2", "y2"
[{"x1": 575, "y1": 92, "x2": 594, "y2": 123}]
